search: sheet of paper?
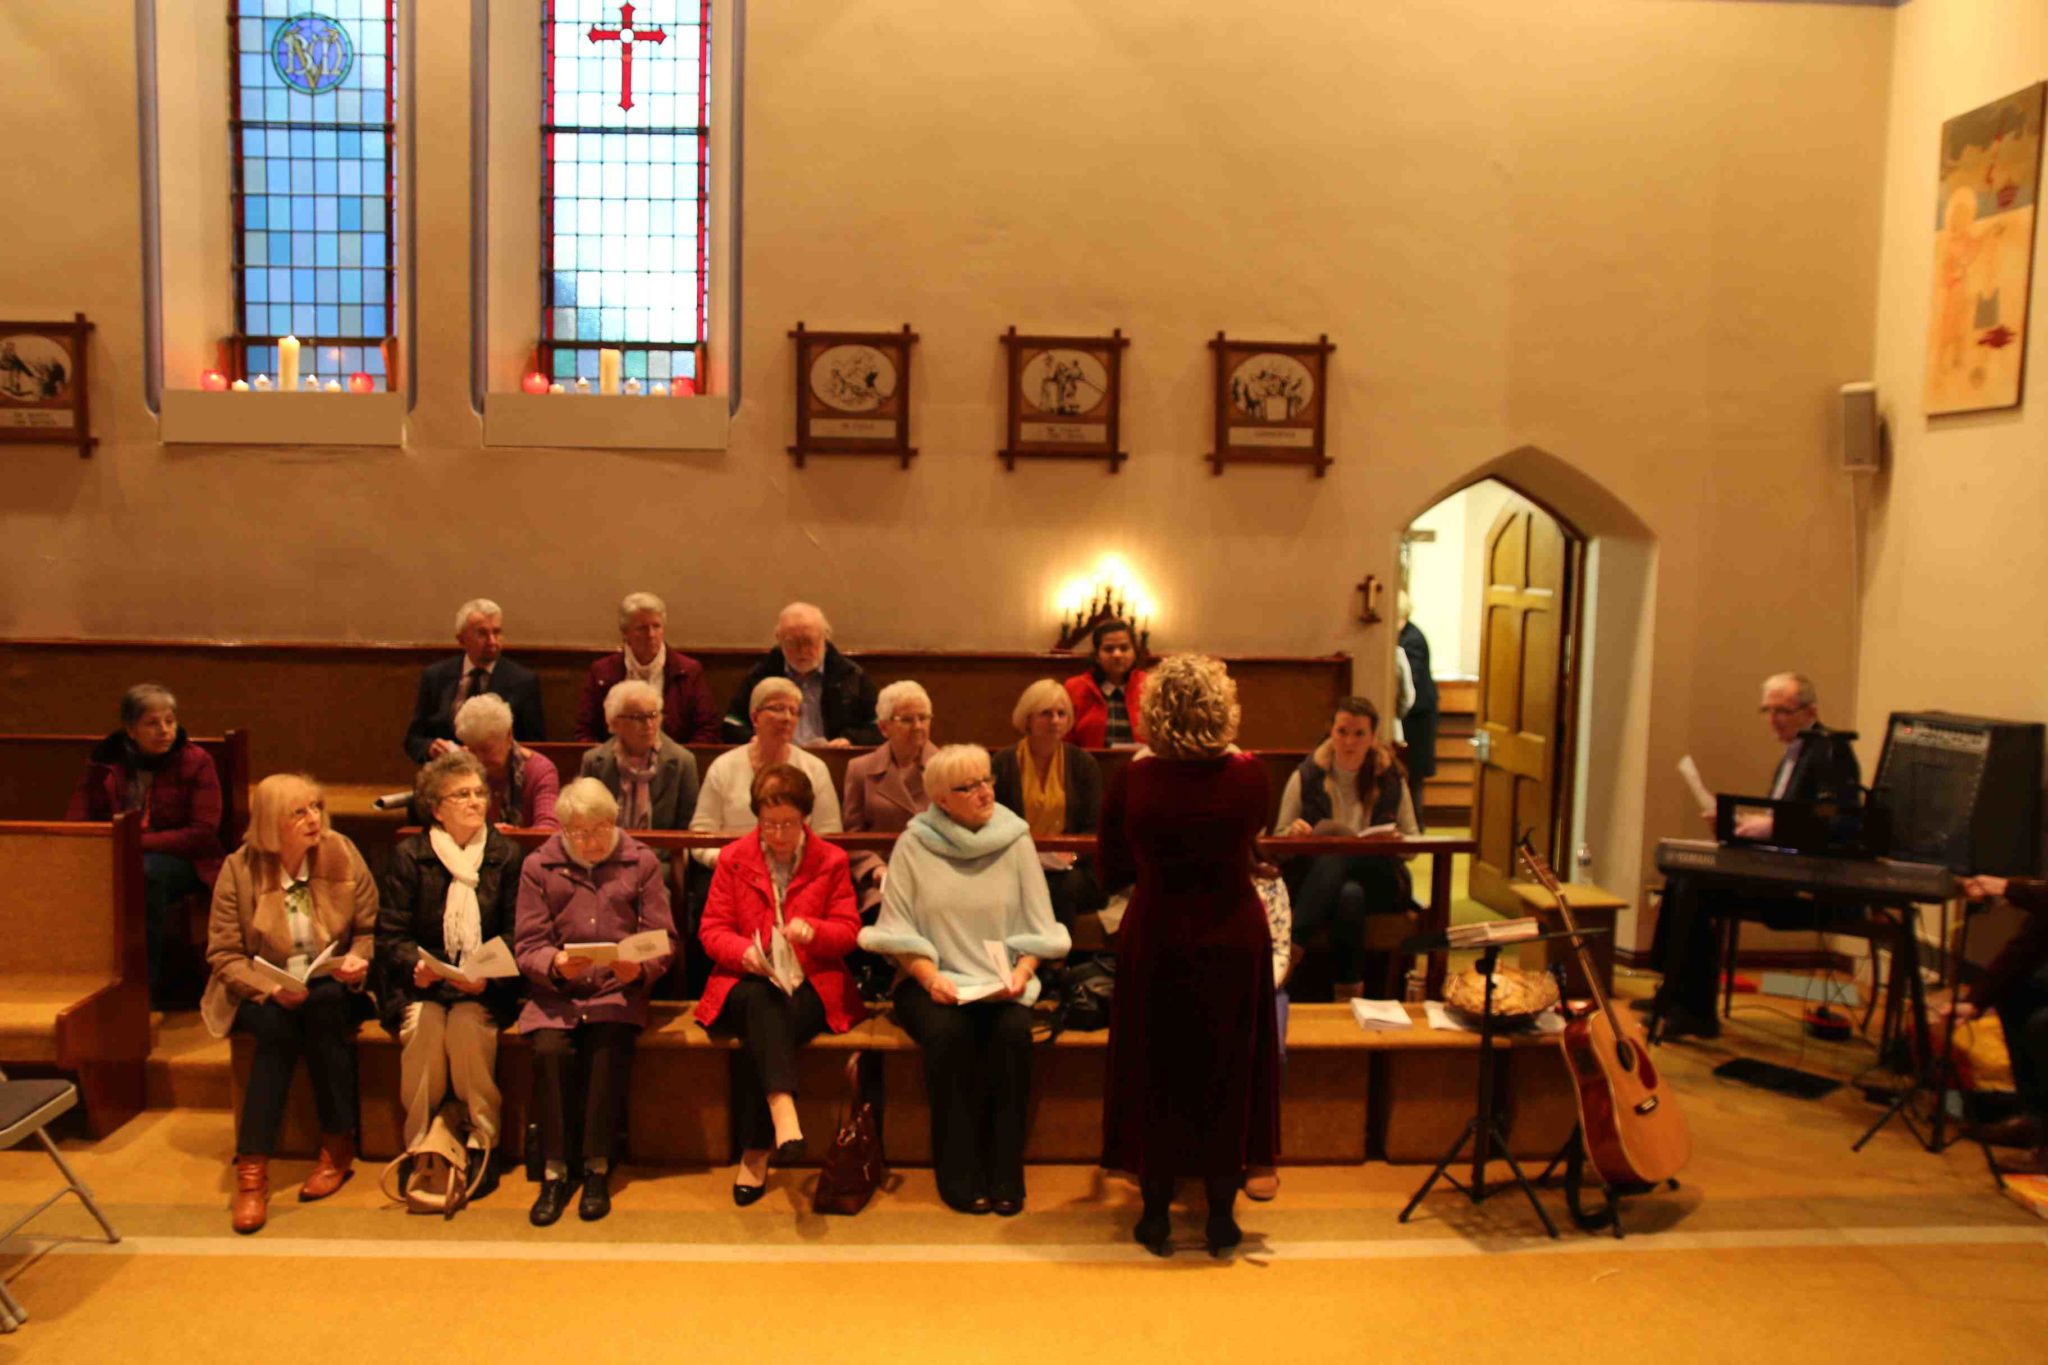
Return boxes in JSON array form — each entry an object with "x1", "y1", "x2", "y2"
[
  {"x1": 1349, "y1": 998, "x2": 1413, "y2": 1031},
  {"x1": 418, "y1": 950, "x2": 475, "y2": 985},
  {"x1": 1358, "y1": 823, "x2": 1399, "y2": 838},
  {"x1": 249, "y1": 955, "x2": 308, "y2": 993},
  {"x1": 1038, "y1": 851, "x2": 1076, "y2": 872},
  {"x1": 461, "y1": 936, "x2": 519, "y2": 978},
  {"x1": 616, "y1": 929, "x2": 670, "y2": 964},
  {"x1": 952, "y1": 977, "x2": 1010, "y2": 1003},
  {"x1": 1677, "y1": 754, "x2": 1716, "y2": 819},
  {"x1": 984, "y1": 940, "x2": 1012, "y2": 977},
  {"x1": 760, "y1": 928, "x2": 804, "y2": 996},
  {"x1": 565, "y1": 941, "x2": 620, "y2": 965},
  {"x1": 1423, "y1": 1001, "x2": 1477, "y2": 1033}
]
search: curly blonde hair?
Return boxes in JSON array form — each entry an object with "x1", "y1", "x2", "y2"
[{"x1": 1140, "y1": 653, "x2": 1239, "y2": 758}]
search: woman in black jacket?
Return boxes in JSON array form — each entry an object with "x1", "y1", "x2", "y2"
[
  {"x1": 990, "y1": 679, "x2": 1106, "y2": 925},
  {"x1": 377, "y1": 750, "x2": 527, "y2": 1198}
]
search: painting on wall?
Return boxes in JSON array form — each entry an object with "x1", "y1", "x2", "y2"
[
  {"x1": 1925, "y1": 82, "x2": 2045, "y2": 417},
  {"x1": 788, "y1": 323, "x2": 918, "y2": 468},
  {"x1": 997, "y1": 327, "x2": 1129, "y2": 472},
  {"x1": 1207, "y1": 332, "x2": 1334, "y2": 476},
  {"x1": 0, "y1": 313, "x2": 95, "y2": 457}
]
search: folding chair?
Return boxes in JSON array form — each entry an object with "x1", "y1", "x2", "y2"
[{"x1": 0, "y1": 1068, "x2": 120, "y2": 1331}]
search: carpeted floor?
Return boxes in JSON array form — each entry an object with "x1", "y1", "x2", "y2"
[{"x1": 7, "y1": 984, "x2": 2048, "y2": 1362}]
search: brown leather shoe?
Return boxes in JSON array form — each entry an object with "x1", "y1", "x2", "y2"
[
  {"x1": 300, "y1": 1133, "x2": 355, "y2": 1202},
  {"x1": 1994, "y1": 1145, "x2": 2048, "y2": 1177},
  {"x1": 231, "y1": 1157, "x2": 269, "y2": 1234},
  {"x1": 1967, "y1": 1113, "x2": 2042, "y2": 1149}
]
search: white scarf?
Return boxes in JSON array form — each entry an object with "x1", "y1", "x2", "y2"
[
  {"x1": 429, "y1": 825, "x2": 488, "y2": 961},
  {"x1": 624, "y1": 645, "x2": 666, "y2": 686}
]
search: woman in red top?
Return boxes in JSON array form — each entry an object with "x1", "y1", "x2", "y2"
[
  {"x1": 695, "y1": 764, "x2": 866, "y2": 1205},
  {"x1": 1099, "y1": 654, "x2": 1280, "y2": 1258}
]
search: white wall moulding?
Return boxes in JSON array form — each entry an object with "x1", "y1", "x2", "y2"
[
  {"x1": 481, "y1": 393, "x2": 731, "y2": 451},
  {"x1": 158, "y1": 392, "x2": 407, "y2": 447}
]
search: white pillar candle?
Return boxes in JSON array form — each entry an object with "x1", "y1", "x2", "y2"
[
  {"x1": 598, "y1": 348, "x2": 622, "y2": 395},
  {"x1": 230, "y1": 380, "x2": 250, "y2": 392},
  {"x1": 278, "y1": 335, "x2": 301, "y2": 392}
]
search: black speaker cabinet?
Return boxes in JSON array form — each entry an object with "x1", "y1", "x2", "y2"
[{"x1": 1871, "y1": 711, "x2": 2043, "y2": 876}]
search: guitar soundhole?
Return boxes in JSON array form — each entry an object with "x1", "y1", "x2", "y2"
[{"x1": 1614, "y1": 1039, "x2": 1636, "y2": 1072}]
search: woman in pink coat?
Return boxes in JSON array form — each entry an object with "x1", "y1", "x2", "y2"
[{"x1": 695, "y1": 764, "x2": 866, "y2": 1205}]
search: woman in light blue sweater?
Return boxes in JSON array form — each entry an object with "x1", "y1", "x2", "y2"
[{"x1": 859, "y1": 744, "x2": 1070, "y2": 1216}]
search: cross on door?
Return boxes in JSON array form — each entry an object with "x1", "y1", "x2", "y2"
[{"x1": 586, "y1": 2, "x2": 668, "y2": 112}]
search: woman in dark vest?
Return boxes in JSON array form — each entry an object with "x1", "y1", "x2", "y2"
[{"x1": 1273, "y1": 697, "x2": 1417, "y2": 1001}]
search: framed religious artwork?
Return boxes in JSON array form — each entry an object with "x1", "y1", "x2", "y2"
[
  {"x1": 0, "y1": 313, "x2": 95, "y2": 457},
  {"x1": 997, "y1": 327, "x2": 1130, "y2": 472},
  {"x1": 788, "y1": 323, "x2": 918, "y2": 468},
  {"x1": 1208, "y1": 332, "x2": 1334, "y2": 476},
  {"x1": 1925, "y1": 82, "x2": 2045, "y2": 417}
]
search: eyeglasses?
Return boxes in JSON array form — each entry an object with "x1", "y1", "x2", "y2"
[
  {"x1": 756, "y1": 704, "x2": 800, "y2": 718},
  {"x1": 615, "y1": 711, "x2": 663, "y2": 726},
  {"x1": 758, "y1": 816, "x2": 804, "y2": 835},
  {"x1": 439, "y1": 787, "x2": 490, "y2": 805},
  {"x1": 563, "y1": 821, "x2": 617, "y2": 842},
  {"x1": 1758, "y1": 704, "x2": 1808, "y2": 718},
  {"x1": 286, "y1": 801, "x2": 326, "y2": 820},
  {"x1": 950, "y1": 776, "x2": 994, "y2": 795}
]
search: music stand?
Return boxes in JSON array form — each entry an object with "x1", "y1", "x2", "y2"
[
  {"x1": 1396, "y1": 928, "x2": 1603, "y2": 1239},
  {"x1": 1853, "y1": 897, "x2": 2002, "y2": 1181}
]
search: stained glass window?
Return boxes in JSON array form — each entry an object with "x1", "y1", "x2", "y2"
[
  {"x1": 542, "y1": 1, "x2": 710, "y2": 388},
  {"x1": 229, "y1": 3, "x2": 398, "y2": 389}
]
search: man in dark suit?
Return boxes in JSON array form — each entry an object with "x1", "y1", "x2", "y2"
[
  {"x1": 721, "y1": 601, "x2": 881, "y2": 746},
  {"x1": 1397, "y1": 596, "x2": 1439, "y2": 831},
  {"x1": 1647, "y1": 671, "x2": 1863, "y2": 1039},
  {"x1": 403, "y1": 598, "x2": 547, "y2": 763}
]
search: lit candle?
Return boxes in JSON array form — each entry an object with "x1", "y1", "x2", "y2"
[
  {"x1": 649, "y1": 382, "x2": 669, "y2": 397},
  {"x1": 548, "y1": 382, "x2": 565, "y2": 394},
  {"x1": 672, "y1": 376, "x2": 697, "y2": 397},
  {"x1": 324, "y1": 379, "x2": 343, "y2": 392},
  {"x1": 347, "y1": 372, "x2": 374, "y2": 394},
  {"x1": 521, "y1": 372, "x2": 550, "y2": 395},
  {"x1": 623, "y1": 377, "x2": 642, "y2": 396},
  {"x1": 230, "y1": 379, "x2": 250, "y2": 392},
  {"x1": 200, "y1": 369, "x2": 229, "y2": 392},
  {"x1": 598, "y1": 348, "x2": 622, "y2": 395},
  {"x1": 278, "y1": 335, "x2": 300, "y2": 392},
  {"x1": 252, "y1": 374, "x2": 273, "y2": 391},
  {"x1": 303, "y1": 374, "x2": 322, "y2": 392},
  {"x1": 574, "y1": 377, "x2": 591, "y2": 395}
]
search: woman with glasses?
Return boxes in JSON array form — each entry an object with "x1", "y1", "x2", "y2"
[
  {"x1": 375, "y1": 750, "x2": 527, "y2": 1207},
  {"x1": 695, "y1": 764, "x2": 866, "y2": 1205},
  {"x1": 515, "y1": 779, "x2": 676, "y2": 1227},
  {"x1": 571, "y1": 591, "x2": 723, "y2": 744},
  {"x1": 990, "y1": 678, "x2": 1106, "y2": 926},
  {"x1": 859, "y1": 744, "x2": 1070, "y2": 1216},
  {"x1": 201, "y1": 772, "x2": 378, "y2": 1234},
  {"x1": 578, "y1": 679, "x2": 701, "y2": 843},
  {"x1": 841, "y1": 680, "x2": 938, "y2": 917},
  {"x1": 455, "y1": 693, "x2": 559, "y2": 831},
  {"x1": 690, "y1": 677, "x2": 843, "y2": 870}
]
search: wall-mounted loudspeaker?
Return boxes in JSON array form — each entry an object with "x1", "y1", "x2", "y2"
[{"x1": 1840, "y1": 381, "x2": 1881, "y2": 473}]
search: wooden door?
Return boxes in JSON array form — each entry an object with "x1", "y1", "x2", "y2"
[{"x1": 1469, "y1": 497, "x2": 1581, "y2": 913}]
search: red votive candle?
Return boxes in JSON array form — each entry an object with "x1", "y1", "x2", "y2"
[
  {"x1": 347, "y1": 372, "x2": 375, "y2": 394},
  {"x1": 200, "y1": 370, "x2": 229, "y2": 392},
  {"x1": 522, "y1": 372, "x2": 551, "y2": 395}
]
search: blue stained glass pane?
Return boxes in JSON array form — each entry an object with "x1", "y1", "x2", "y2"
[
  {"x1": 624, "y1": 351, "x2": 647, "y2": 381},
  {"x1": 363, "y1": 306, "x2": 385, "y2": 334},
  {"x1": 264, "y1": 89, "x2": 287, "y2": 120},
  {"x1": 293, "y1": 235, "x2": 317, "y2": 267},
  {"x1": 313, "y1": 130, "x2": 336, "y2": 158},
  {"x1": 293, "y1": 304, "x2": 316, "y2": 336},
  {"x1": 290, "y1": 161, "x2": 314, "y2": 194},
  {"x1": 578, "y1": 350, "x2": 599, "y2": 380},
  {"x1": 338, "y1": 161, "x2": 361, "y2": 194},
  {"x1": 338, "y1": 130, "x2": 360, "y2": 157},
  {"x1": 553, "y1": 308, "x2": 577, "y2": 340},
  {"x1": 317, "y1": 237, "x2": 339, "y2": 268},
  {"x1": 245, "y1": 232, "x2": 267, "y2": 266},
  {"x1": 336, "y1": 91, "x2": 361, "y2": 121},
  {"x1": 247, "y1": 271, "x2": 268, "y2": 303},
  {"x1": 341, "y1": 306, "x2": 361, "y2": 334},
  {"x1": 648, "y1": 352, "x2": 670, "y2": 380},
  {"x1": 317, "y1": 305, "x2": 339, "y2": 334},
  {"x1": 315, "y1": 270, "x2": 339, "y2": 303},
  {"x1": 577, "y1": 307, "x2": 601, "y2": 338},
  {"x1": 265, "y1": 129, "x2": 289, "y2": 158},
  {"x1": 246, "y1": 303, "x2": 266, "y2": 333},
  {"x1": 291, "y1": 198, "x2": 315, "y2": 231},
  {"x1": 290, "y1": 129, "x2": 313, "y2": 158},
  {"x1": 363, "y1": 232, "x2": 384, "y2": 261},
  {"x1": 553, "y1": 274, "x2": 576, "y2": 307},
  {"x1": 269, "y1": 304, "x2": 292, "y2": 335},
  {"x1": 315, "y1": 198, "x2": 338, "y2": 232},
  {"x1": 314, "y1": 161, "x2": 337, "y2": 194},
  {"x1": 366, "y1": 352, "x2": 385, "y2": 377},
  {"x1": 251, "y1": 346, "x2": 274, "y2": 377},
  {"x1": 601, "y1": 308, "x2": 625, "y2": 337},
  {"x1": 339, "y1": 234, "x2": 360, "y2": 267},
  {"x1": 246, "y1": 199, "x2": 268, "y2": 230},
  {"x1": 339, "y1": 199, "x2": 360, "y2": 231},
  {"x1": 552, "y1": 351, "x2": 576, "y2": 380}
]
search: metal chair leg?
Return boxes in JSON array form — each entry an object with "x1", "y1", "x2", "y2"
[
  {"x1": 37, "y1": 1131, "x2": 119, "y2": 1244},
  {"x1": 0, "y1": 1276, "x2": 25, "y2": 1330}
]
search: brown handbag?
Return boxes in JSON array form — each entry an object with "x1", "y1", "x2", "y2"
[{"x1": 812, "y1": 1053, "x2": 886, "y2": 1216}]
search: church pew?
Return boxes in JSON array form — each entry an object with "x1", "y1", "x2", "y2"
[
  {"x1": 0, "y1": 638, "x2": 1351, "y2": 784},
  {"x1": 0, "y1": 814, "x2": 151, "y2": 1136},
  {"x1": 0, "y1": 730, "x2": 251, "y2": 846}
]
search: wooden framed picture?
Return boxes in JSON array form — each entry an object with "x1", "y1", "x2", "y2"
[
  {"x1": 998, "y1": 327, "x2": 1129, "y2": 472},
  {"x1": 788, "y1": 323, "x2": 918, "y2": 468},
  {"x1": 0, "y1": 313, "x2": 95, "y2": 457},
  {"x1": 1208, "y1": 332, "x2": 1334, "y2": 476},
  {"x1": 1925, "y1": 81, "x2": 2045, "y2": 416}
]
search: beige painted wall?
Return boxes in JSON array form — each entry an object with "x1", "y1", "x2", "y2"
[
  {"x1": 0, "y1": 0, "x2": 1896, "y2": 922},
  {"x1": 1859, "y1": 2, "x2": 2048, "y2": 752}
]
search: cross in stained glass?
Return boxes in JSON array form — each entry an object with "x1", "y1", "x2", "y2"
[{"x1": 586, "y1": 3, "x2": 667, "y2": 111}]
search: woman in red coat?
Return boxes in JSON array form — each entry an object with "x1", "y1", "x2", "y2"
[
  {"x1": 1099, "y1": 654, "x2": 1279, "y2": 1258},
  {"x1": 695, "y1": 763, "x2": 866, "y2": 1205}
]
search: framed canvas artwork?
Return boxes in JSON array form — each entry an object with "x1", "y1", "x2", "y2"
[
  {"x1": 0, "y1": 313, "x2": 95, "y2": 457},
  {"x1": 788, "y1": 324, "x2": 918, "y2": 467},
  {"x1": 1208, "y1": 333, "x2": 1334, "y2": 476},
  {"x1": 998, "y1": 327, "x2": 1129, "y2": 472}
]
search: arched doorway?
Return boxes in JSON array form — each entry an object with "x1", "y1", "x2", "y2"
[{"x1": 1401, "y1": 448, "x2": 1658, "y2": 935}]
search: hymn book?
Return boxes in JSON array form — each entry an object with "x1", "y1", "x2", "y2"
[
  {"x1": 249, "y1": 941, "x2": 339, "y2": 993},
  {"x1": 952, "y1": 941, "x2": 1017, "y2": 1003},
  {"x1": 419, "y1": 936, "x2": 519, "y2": 985},
  {"x1": 564, "y1": 930, "x2": 670, "y2": 967}
]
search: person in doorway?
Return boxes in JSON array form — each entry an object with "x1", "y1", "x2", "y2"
[{"x1": 1396, "y1": 594, "x2": 1439, "y2": 830}]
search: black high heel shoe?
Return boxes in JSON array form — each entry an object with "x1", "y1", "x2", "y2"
[
  {"x1": 1204, "y1": 1215, "x2": 1242, "y2": 1257},
  {"x1": 1134, "y1": 1212, "x2": 1172, "y2": 1257},
  {"x1": 732, "y1": 1180, "x2": 768, "y2": 1207},
  {"x1": 770, "y1": 1137, "x2": 807, "y2": 1167}
]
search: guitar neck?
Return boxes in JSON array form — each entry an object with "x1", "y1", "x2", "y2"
[{"x1": 1518, "y1": 848, "x2": 1621, "y2": 1030}]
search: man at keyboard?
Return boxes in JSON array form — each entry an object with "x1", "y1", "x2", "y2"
[{"x1": 1645, "y1": 673, "x2": 1863, "y2": 1039}]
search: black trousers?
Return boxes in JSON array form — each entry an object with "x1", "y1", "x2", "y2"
[
  {"x1": 1651, "y1": 875, "x2": 1858, "y2": 1019},
  {"x1": 233, "y1": 978, "x2": 358, "y2": 1156},
  {"x1": 716, "y1": 977, "x2": 827, "y2": 1152},
  {"x1": 891, "y1": 980, "x2": 1034, "y2": 1206},
  {"x1": 1290, "y1": 854, "x2": 1407, "y2": 982},
  {"x1": 530, "y1": 1021, "x2": 639, "y2": 1168},
  {"x1": 1996, "y1": 976, "x2": 2048, "y2": 1119}
]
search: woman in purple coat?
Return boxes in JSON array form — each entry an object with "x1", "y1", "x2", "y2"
[
  {"x1": 1099, "y1": 654, "x2": 1280, "y2": 1258},
  {"x1": 67, "y1": 683, "x2": 225, "y2": 1004},
  {"x1": 514, "y1": 778, "x2": 675, "y2": 1227}
]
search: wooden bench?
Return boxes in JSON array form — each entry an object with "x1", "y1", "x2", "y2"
[
  {"x1": 1504, "y1": 880, "x2": 1627, "y2": 997},
  {"x1": 0, "y1": 731, "x2": 252, "y2": 846},
  {"x1": 233, "y1": 1001, "x2": 1576, "y2": 1166},
  {"x1": 0, "y1": 815, "x2": 150, "y2": 1136}
]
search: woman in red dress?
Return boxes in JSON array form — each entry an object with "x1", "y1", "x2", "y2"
[{"x1": 1099, "y1": 654, "x2": 1280, "y2": 1257}]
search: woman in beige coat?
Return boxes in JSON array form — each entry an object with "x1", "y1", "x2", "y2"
[{"x1": 203, "y1": 773, "x2": 378, "y2": 1234}]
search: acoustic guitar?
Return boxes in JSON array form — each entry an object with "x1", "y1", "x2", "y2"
[{"x1": 1515, "y1": 836, "x2": 1691, "y2": 1187}]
